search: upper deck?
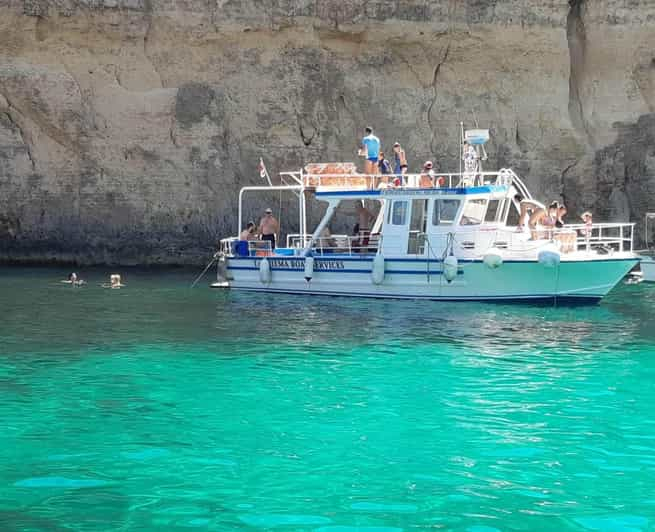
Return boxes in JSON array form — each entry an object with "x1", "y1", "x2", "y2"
[{"x1": 279, "y1": 162, "x2": 526, "y2": 199}]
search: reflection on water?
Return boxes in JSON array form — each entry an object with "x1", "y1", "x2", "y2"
[{"x1": 1, "y1": 267, "x2": 655, "y2": 531}]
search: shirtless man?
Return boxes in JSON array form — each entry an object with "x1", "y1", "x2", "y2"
[
  {"x1": 240, "y1": 221, "x2": 257, "y2": 241},
  {"x1": 355, "y1": 201, "x2": 375, "y2": 252},
  {"x1": 258, "y1": 208, "x2": 279, "y2": 250}
]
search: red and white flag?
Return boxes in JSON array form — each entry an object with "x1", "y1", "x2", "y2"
[
  {"x1": 258, "y1": 158, "x2": 267, "y2": 179},
  {"x1": 258, "y1": 158, "x2": 272, "y2": 186}
]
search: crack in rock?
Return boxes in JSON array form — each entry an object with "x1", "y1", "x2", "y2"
[
  {"x1": 0, "y1": 91, "x2": 36, "y2": 170},
  {"x1": 141, "y1": 0, "x2": 162, "y2": 87},
  {"x1": 427, "y1": 42, "x2": 451, "y2": 156},
  {"x1": 298, "y1": 118, "x2": 317, "y2": 147},
  {"x1": 559, "y1": 159, "x2": 579, "y2": 204},
  {"x1": 567, "y1": 0, "x2": 594, "y2": 147}
]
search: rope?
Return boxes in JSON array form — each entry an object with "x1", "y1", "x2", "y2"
[
  {"x1": 191, "y1": 252, "x2": 220, "y2": 288},
  {"x1": 553, "y1": 261, "x2": 561, "y2": 308}
]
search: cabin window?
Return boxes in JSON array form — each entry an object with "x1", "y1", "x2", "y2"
[
  {"x1": 432, "y1": 199, "x2": 460, "y2": 226},
  {"x1": 410, "y1": 199, "x2": 428, "y2": 233},
  {"x1": 389, "y1": 200, "x2": 408, "y2": 225},
  {"x1": 485, "y1": 199, "x2": 500, "y2": 223},
  {"x1": 505, "y1": 198, "x2": 521, "y2": 226},
  {"x1": 460, "y1": 199, "x2": 487, "y2": 226}
]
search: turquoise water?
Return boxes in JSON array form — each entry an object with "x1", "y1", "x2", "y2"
[{"x1": 1, "y1": 267, "x2": 655, "y2": 531}]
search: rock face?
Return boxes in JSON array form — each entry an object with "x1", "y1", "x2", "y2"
[{"x1": 0, "y1": 0, "x2": 654, "y2": 264}]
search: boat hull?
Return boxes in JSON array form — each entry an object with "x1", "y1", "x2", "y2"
[
  {"x1": 219, "y1": 255, "x2": 638, "y2": 304},
  {"x1": 639, "y1": 256, "x2": 655, "y2": 282}
]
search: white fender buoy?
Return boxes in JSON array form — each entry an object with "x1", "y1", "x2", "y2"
[
  {"x1": 259, "y1": 257, "x2": 271, "y2": 283},
  {"x1": 538, "y1": 244, "x2": 561, "y2": 268},
  {"x1": 304, "y1": 256, "x2": 314, "y2": 282},
  {"x1": 483, "y1": 248, "x2": 503, "y2": 269},
  {"x1": 371, "y1": 253, "x2": 385, "y2": 285},
  {"x1": 443, "y1": 255, "x2": 458, "y2": 283}
]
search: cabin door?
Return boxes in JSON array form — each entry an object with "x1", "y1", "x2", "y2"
[
  {"x1": 381, "y1": 199, "x2": 410, "y2": 256},
  {"x1": 407, "y1": 199, "x2": 428, "y2": 255}
]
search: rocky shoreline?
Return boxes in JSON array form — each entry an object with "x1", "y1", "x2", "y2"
[{"x1": 1, "y1": 0, "x2": 654, "y2": 264}]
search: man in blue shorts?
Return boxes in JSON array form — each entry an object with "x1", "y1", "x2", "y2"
[{"x1": 360, "y1": 126, "x2": 380, "y2": 175}]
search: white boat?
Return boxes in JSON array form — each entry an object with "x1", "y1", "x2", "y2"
[
  {"x1": 640, "y1": 257, "x2": 655, "y2": 281},
  {"x1": 637, "y1": 213, "x2": 655, "y2": 282},
  {"x1": 214, "y1": 133, "x2": 637, "y2": 304}
]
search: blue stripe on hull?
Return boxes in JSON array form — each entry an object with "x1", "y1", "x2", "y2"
[
  {"x1": 217, "y1": 286, "x2": 602, "y2": 305},
  {"x1": 228, "y1": 256, "x2": 638, "y2": 265},
  {"x1": 227, "y1": 267, "x2": 464, "y2": 275}
]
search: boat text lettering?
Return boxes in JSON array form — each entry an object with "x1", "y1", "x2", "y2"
[{"x1": 267, "y1": 259, "x2": 345, "y2": 270}]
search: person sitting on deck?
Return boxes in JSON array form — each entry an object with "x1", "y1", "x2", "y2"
[
  {"x1": 258, "y1": 208, "x2": 279, "y2": 250},
  {"x1": 419, "y1": 161, "x2": 444, "y2": 188},
  {"x1": 419, "y1": 161, "x2": 436, "y2": 188},
  {"x1": 240, "y1": 221, "x2": 257, "y2": 241}
]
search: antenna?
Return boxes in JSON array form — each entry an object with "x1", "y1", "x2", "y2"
[{"x1": 459, "y1": 121, "x2": 464, "y2": 176}]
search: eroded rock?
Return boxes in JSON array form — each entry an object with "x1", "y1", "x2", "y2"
[{"x1": 1, "y1": 0, "x2": 655, "y2": 263}]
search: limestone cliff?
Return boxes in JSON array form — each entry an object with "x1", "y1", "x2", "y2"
[{"x1": 1, "y1": 0, "x2": 654, "y2": 264}]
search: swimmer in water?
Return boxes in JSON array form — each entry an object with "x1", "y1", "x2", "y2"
[
  {"x1": 102, "y1": 274, "x2": 125, "y2": 289},
  {"x1": 61, "y1": 272, "x2": 85, "y2": 286}
]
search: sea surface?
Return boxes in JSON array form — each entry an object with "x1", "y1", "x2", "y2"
[{"x1": 1, "y1": 266, "x2": 655, "y2": 531}]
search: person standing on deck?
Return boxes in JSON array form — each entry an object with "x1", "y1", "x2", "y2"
[
  {"x1": 462, "y1": 140, "x2": 479, "y2": 186},
  {"x1": 258, "y1": 208, "x2": 279, "y2": 250},
  {"x1": 378, "y1": 151, "x2": 392, "y2": 176},
  {"x1": 354, "y1": 200, "x2": 375, "y2": 252},
  {"x1": 360, "y1": 126, "x2": 380, "y2": 176},
  {"x1": 514, "y1": 194, "x2": 545, "y2": 234},
  {"x1": 392, "y1": 142, "x2": 408, "y2": 183},
  {"x1": 463, "y1": 141, "x2": 479, "y2": 172}
]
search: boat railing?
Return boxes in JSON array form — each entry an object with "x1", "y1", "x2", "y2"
[
  {"x1": 281, "y1": 166, "x2": 519, "y2": 191},
  {"x1": 220, "y1": 237, "x2": 237, "y2": 255},
  {"x1": 220, "y1": 237, "x2": 273, "y2": 257},
  {"x1": 415, "y1": 222, "x2": 635, "y2": 258},
  {"x1": 222, "y1": 222, "x2": 634, "y2": 258},
  {"x1": 221, "y1": 233, "x2": 378, "y2": 257},
  {"x1": 287, "y1": 233, "x2": 379, "y2": 255},
  {"x1": 554, "y1": 222, "x2": 635, "y2": 253}
]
